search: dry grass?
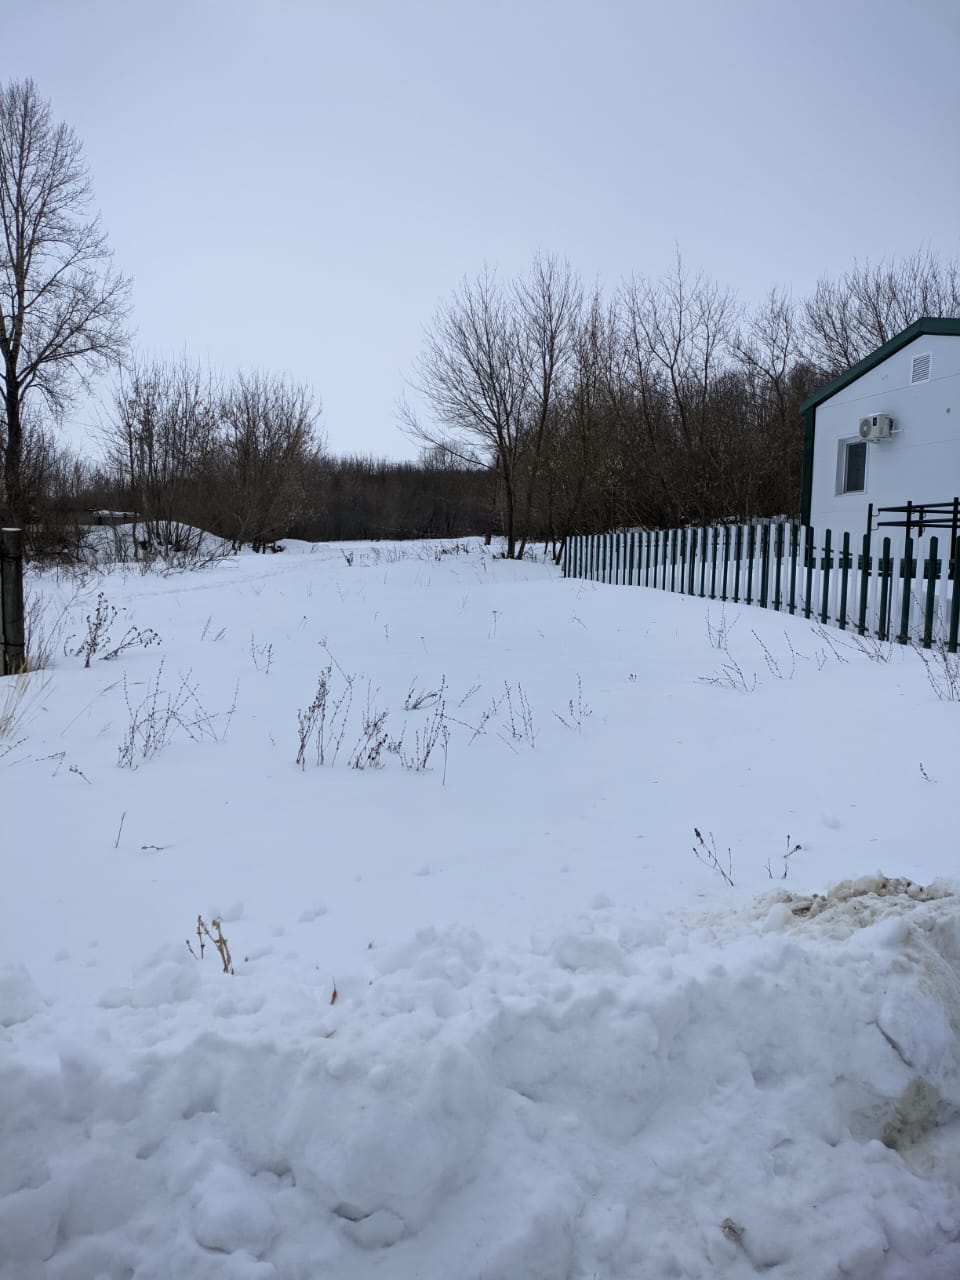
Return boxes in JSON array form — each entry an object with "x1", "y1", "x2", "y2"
[{"x1": 0, "y1": 670, "x2": 52, "y2": 740}]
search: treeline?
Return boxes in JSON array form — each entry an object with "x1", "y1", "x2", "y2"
[
  {"x1": 13, "y1": 247, "x2": 960, "y2": 562},
  {"x1": 404, "y1": 248, "x2": 960, "y2": 558}
]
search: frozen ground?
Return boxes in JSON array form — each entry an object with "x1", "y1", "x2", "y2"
[{"x1": 1, "y1": 537, "x2": 959, "y2": 1279}]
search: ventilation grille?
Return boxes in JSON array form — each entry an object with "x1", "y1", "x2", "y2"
[{"x1": 911, "y1": 352, "x2": 932, "y2": 384}]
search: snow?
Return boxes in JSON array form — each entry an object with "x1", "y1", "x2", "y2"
[{"x1": 2, "y1": 537, "x2": 959, "y2": 1278}]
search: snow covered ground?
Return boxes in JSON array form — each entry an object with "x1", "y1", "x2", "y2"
[{"x1": 2, "y1": 537, "x2": 959, "y2": 1279}]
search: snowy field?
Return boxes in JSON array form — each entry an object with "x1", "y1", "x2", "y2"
[{"x1": 2, "y1": 536, "x2": 959, "y2": 1280}]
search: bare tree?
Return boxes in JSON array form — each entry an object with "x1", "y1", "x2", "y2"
[
  {"x1": 404, "y1": 257, "x2": 579, "y2": 558},
  {"x1": 513, "y1": 255, "x2": 581, "y2": 559},
  {"x1": 216, "y1": 372, "x2": 323, "y2": 551},
  {"x1": 803, "y1": 248, "x2": 960, "y2": 373},
  {"x1": 108, "y1": 357, "x2": 220, "y2": 558},
  {"x1": 403, "y1": 266, "x2": 527, "y2": 555},
  {"x1": 0, "y1": 79, "x2": 130, "y2": 518}
]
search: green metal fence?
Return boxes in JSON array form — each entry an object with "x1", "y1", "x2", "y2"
[{"x1": 562, "y1": 521, "x2": 960, "y2": 652}]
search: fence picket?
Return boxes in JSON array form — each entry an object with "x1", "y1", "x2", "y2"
[
  {"x1": 923, "y1": 537, "x2": 939, "y2": 650},
  {"x1": 759, "y1": 524, "x2": 770, "y2": 610},
  {"x1": 857, "y1": 530, "x2": 871, "y2": 636},
  {"x1": 898, "y1": 534, "x2": 915, "y2": 645},
  {"x1": 838, "y1": 532, "x2": 851, "y2": 630},
  {"x1": 788, "y1": 523, "x2": 799, "y2": 615},
  {"x1": 745, "y1": 525, "x2": 756, "y2": 606}
]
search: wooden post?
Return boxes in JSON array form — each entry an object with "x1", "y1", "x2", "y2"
[{"x1": 1, "y1": 528, "x2": 26, "y2": 675}]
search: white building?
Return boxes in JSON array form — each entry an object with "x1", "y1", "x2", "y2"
[{"x1": 801, "y1": 317, "x2": 960, "y2": 545}]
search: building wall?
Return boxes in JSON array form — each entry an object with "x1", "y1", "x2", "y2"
[{"x1": 809, "y1": 334, "x2": 960, "y2": 543}]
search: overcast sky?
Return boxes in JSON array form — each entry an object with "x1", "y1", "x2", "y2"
[{"x1": 7, "y1": 0, "x2": 959, "y2": 461}]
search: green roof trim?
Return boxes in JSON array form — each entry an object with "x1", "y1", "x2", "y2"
[{"x1": 800, "y1": 317, "x2": 960, "y2": 414}]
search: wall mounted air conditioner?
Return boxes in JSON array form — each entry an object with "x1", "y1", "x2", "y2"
[{"x1": 858, "y1": 414, "x2": 894, "y2": 442}]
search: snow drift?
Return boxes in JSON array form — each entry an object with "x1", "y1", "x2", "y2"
[{"x1": 3, "y1": 876, "x2": 958, "y2": 1280}]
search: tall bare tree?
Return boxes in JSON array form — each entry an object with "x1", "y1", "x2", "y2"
[
  {"x1": 403, "y1": 257, "x2": 580, "y2": 557},
  {"x1": 0, "y1": 79, "x2": 130, "y2": 518},
  {"x1": 402, "y1": 266, "x2": 528, "y2": 555}
]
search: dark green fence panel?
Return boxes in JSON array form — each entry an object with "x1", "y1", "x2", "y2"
[{"x1": 567, "y1": 521, "x2": 952, "y2": 648}]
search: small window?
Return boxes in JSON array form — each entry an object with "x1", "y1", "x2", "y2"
[
  {"x1": 837, "y1": 439, "x2": 867, "y2": 494},
  {"x1": 911, "y1": 352, "x2": 931, "y2": 383}
]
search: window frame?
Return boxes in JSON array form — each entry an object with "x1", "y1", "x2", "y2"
[{"x1": 836, "y1": 438, "x2": 867, "y2": 496}]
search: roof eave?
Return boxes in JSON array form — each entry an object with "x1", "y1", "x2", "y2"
[{"x1": 800, "y1": 316, "x2": 960, "y2": 415}]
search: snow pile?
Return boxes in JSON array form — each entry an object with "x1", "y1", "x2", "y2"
[{"x1": 3, "y1": 877, "x2": 959, "y2": 1279}]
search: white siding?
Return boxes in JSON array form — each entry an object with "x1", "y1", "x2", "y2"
[{"x1": 809, "y1": 334, "x2": 960, "y2": 543}]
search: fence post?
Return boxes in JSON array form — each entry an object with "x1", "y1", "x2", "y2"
[
  {"x1": 878, "y1": 538, "x2": 892, "y2": 641},
  {"x1": 1, "y1": 527, "x2": 26, "y2": 675},
  {"x1": 897, "y1": 533, "x2": 915, "y2": 645},
  {"x1": 772, "y1": 522, "x2": 784, "y2": 611},
  {"x1": 788, "y1": 522, "x2": 799, "y2": 615},
  {"x1": 922, "y1": 537, "x2": 939, "y2": 650},
  {"x1": 857, "y1": 527, "x2": 872, "y2": 636},
  {"x1": 950, "y1": 535, "x2": 960, "y2": 654},
  {"x1": 838, "y1": 532, "x2": 851, "y2": 630},
  {"x1": 745, "y1": 524, "x2": 756, "y2": 605},
  {"x1": 758, "y1": 522, "x2": 770, "y2": 609},
  {"x1": 803, "y1": 527, "x2": 815, "y2": 620},
  {"x1": 820, "y1": 529, "x2": 833, "y2": 624},
  {"x1": 698, "y1": 525, "x2": 707, "y2": 597}
]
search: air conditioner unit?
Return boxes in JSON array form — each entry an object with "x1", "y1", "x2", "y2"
[{"x1": 858, "y1": 414, "x2": 894, "y2": 442}]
